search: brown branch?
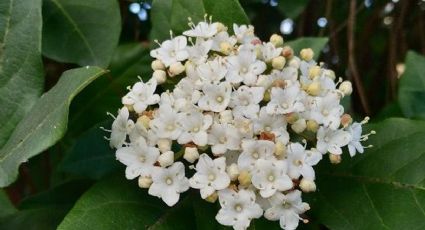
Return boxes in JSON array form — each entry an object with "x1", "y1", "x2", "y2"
[{"x1": 347, "y1": 0, "x2": 370, "y2": 115}]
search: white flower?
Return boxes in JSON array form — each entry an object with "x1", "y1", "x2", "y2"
[
  {"x1": 229, "y1": 86, "x2": 264, "y2": 119},
  {"x1": 116, "y1": 137, "x2": 160, "y2": 179},
  {"x1": 208, "y1": 123, "x2": 241, "y2": 155},
  {"x1": 261, "y1": 42, "x2": 283, "y2": 62},
  {"x1": 198, "y1": 82, "x2": 232, "y2": 112},
  {"x1": 173, "y1": 78, "x2": 201, "y2": 111},
  {"x1": 148, "y1": 162, "x2": 190, "y2": 206},
  {"x1": 211, "y1": 31, "x2": 237, "y2": 52},
  {"x1": 237, "y1": 139, "x2": 276, "y2": 171},
  {"x1": 189, "y1": 154, "x2": 230, "y2": 198},
  {"x1": 216, "y1": 188, "x2": 263, "y2": 230},
  {"x1": 177, "y1": 110, "x2": 213, "y2": 146},
  {"x1": 305, "y1": 92, "x2": 343, "y2": 130},
  {"x1": 346, "y1": 122, "x2": 364, "y2": 156},
  {"x1": 197, "y1": 58, "x2": 227, "y2": 83},
  {"x1": 265, "y1": 190, "x2": 310, "y2": 230},
  {"x1": 122, "y1": 78, "x2": 160, "y2": 113},
  {"x1": 187, "y1": 38, "x2": 213, "y2": 64},
  {"x1": 266, "y1": 84, "x2": 305, "y2": 114},
  {"x1": 150, "y1": 36, "x2": 189, "y2": 67},
  {"x1": 184, "y1": 21, "x2": 218, "y2": 38},
  {"x1": 233, "y1": 24, "x2": 256, "y2": 44},
  {"x1": 316, "y1": 127, "x2": 351, "y2": 155},
  {"x1": 286, "y1": 143, "x2": 322, "y2": 180},
  {"x1": 251, "y1": 159, "x2": 293, "y2": 198},
  {"x1": 253, "y1": 107, "x2": 287, "y2": 135},
  {"x1": 225, "y1": 48, "x2": 266, "y2": 85},
  {"x1": 150, "y1": 104, "x2": 182, "y2": 140},
  {"x1": 109, "y1": 107, "x2": 135, "y2": 148}
]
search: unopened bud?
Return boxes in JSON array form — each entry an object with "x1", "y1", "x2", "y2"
[
  {"x1": 220, "y1": 42, "x2": 232, "y2": 55},
  {"x1": 137, "y1": 115, "x2": 151, "y2": 129},
  {"x1": 308, "y1": 66, "x2": 321, "y2": 79},
  {"x1": 183, "y1": 147, "x2": 199, "y2": 163},
  {"x1": 300, "y1": 48, "x2": 314, "y2": 61},
  {"x1": 275, "y1": 141, "x2": 287, "y2": 157},
  {"x1": 288, "y1": 57, "x2": 300, "y2": 69},
  {"x1": 306, "y1": 82, "x2": 321, "y2": 96},
  {"x1": 153, "y1": 70, "x2": 166, "y2": 84},
  {"x1": 299, "y1": 178, "x2": 316, "y2": 192},
  {"x1": 272, "y1": 79, "x2": 286, "y2": 88},
  {"x1": 157, "y1": 138, "x2": 172, "y2": 153},
  {"x1": 263, "y1": 90, "x2": 271, "y2": 102},
  {"x1": 138, "y1": 176, "x2": 152, "y2": 188},
  {"x1": 215, "y1": 22, "x2": 226, "y2": 32},
  {"x1": 323, "y1": 69, "x2": 336, "y2": 80},
  {"x1": 169, "y1": 62, "x2": 185, "y2": 77},
  {"x1": 285, "y1": 113, "x2": 299, "y2": 124},
  {"x1": 339, "y1": 81, "x2": 353, "y2": 96},
  {"x1": 205, "y1": 191, "x2": 218, "y2": 203},
  {"x1": 306, "y1": 120, "x2": 319, "y2": 132},
  {"x1": 256, "y1": 75, "x2": 269, "y2": 87},
  {"x1": 340, "y1": 114, "x2": 353, "y2": 128},
  {"x1": 272, "y1": 56, "x2": 286, "y2": 70},
  {"x1": 219, "y1": 110, "x2": 233, "y2": 123},
  {"x1": 281, "y1": 46, "x2": 294, "y2": 59},
  {"x1": 329, "y1": 154, "x2": 341, "y2": 164},
  {"x1": 158, "y1": 151, "x2": 174, "y2": 167},
  {"x1": 125, "y1": 104, "x2": 134, "y2": 112},
  {"x1": 291, "y1": 118, "x2": 307, "y2": 133},
  {"x1": 226, "y1": 163, "x2": 239, "y2": 181},
  {"x1": 270, "y1": 34, "x2": 284, "y2": 47},
  {"x1": 238, "y1": 170, "x2": 252, "y2": 186},
  {"x1": 151, "y1": 60, "x2": 165, "y2": 70}
]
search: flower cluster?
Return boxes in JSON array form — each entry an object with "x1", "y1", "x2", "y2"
[{"x1": 107, "y1": 17, "x2": 374, "y2": 230}]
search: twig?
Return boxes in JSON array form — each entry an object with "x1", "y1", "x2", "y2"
[{"x1": 347, "y1": 0, "x2": 370, "y2": 115}]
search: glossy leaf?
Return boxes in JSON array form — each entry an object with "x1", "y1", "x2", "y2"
[
  {"x1": 0, "y1": 67, "x2": 107, "y2": 187},
  {"x1": 277, "y1": 0, "x2": 309, "y2": 19},
  {"x1": 398, "y1": 51, "x2": 425, "y2": 120},
  {"x1": 285, "y1": 37, "x2": 329, "y2": 61},
  {"x1": 0, "y1": 0, "x2": 44, "y2": 148},
  {"x1": 310, "y1": 118, "x2": 425, "y2": 229},
  {"x1": 42, "y1": 0, "x2": 121, "y2": 67},
  {"x1": 150, "y1": 0, "x2": 249, "y2": 41},
  {"x1": 0, "y1": 190, "x2": 16, "y2": 218}
]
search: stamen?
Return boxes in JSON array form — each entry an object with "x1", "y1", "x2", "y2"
[
  {"x1": 153, "y1": 39, "x2": 161, "y2": 46},
  {"x1": 100, "y1": 126, "x2": 111, "y2": 132},
  {"x1": 361, "y1": 116, "x2": 370, "y2": 124},
  {"x1": 106, "y1": 112, "x2": 116, "y2": 119}
]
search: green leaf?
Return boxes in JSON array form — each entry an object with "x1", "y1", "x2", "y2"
[
  {"x1": 42, "y1": 0, "x2": 121, "y2": 67},
  {"x1": 0, "y1": 190, "x2": 16, "y2": 218},
  {"x1": 59, "y1": 121, "x2": 120, "y2": 180},
  {"x1": 150, "y1": 0, "x2": 249, "y2": 41},
  {"x1": 0, "y1": 0, "x2": 44, "y2": 148},
  {"x1": 398, "y1": 51, "x2": 425, "y2": 120},
  {"x1": 310, "y1": 118, "x2": 425, "y2": 229},
  {"x1": 277, "y1": 0, "x2": 309, "y2": 19},
  {"x1": 0, "y1": 180, "x2": 92, "y2": 230},
  {"x1": 0, "y1": 67, "x2": 107, "y2": 187},
  {"x1": 58, "y1": 175, "x2": 198, "y2": 230},
  {"x1": 285, "y1": 37, "x2": 329, "y2": 61}
]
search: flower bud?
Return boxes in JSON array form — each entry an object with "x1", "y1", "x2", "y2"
[
  {"x1": 205, "y1": 191, "x2": 218, "y2": 203},
  {"x1": 138, "y1": 176, "x2": 152, "y2": 188},
  {"x1": 300, "y1": 48, "x2": 314, "y2": 61},
  {"x1": 137, "y1": 115, "x2": 151, "y2": 129},
  {"x1": 125, "y1": 104, "x2": 134, "y2": 112},
  {"x1": 151, "y1": 60, "x2": 165, "y2": 70},
  {"x1": 340, "y1": 114, "x2": 353, "y2": 128},
  {"x1": 238, "y1": 170, "x2": 252, "y2": 187},
  {"x1": 281, "y1": 46, "x2": 294, "y2": 59},
  {"x1": 275, "y1": 141, "x2": 287, "y2": 157},
  {"x1": 263, "y1": 90, "x2": 271, "y2": 102},
  {"x1": 308, "y1": 66, "x2": 321, "y2": 79},
  {"x1": 220, "y1": 42, "x2": 232, "y2": 55},
  {"x1": 291, "y1": 118, "x2": 306, "y2": 133},
  {"x1": 226, "y1": 163, "x2": 239, "y2": 181},
  {"x1": 272, "y1": 79, "x2": 286, "y2": 88},
  {"x1": 183, "y1": 147, "x2": 199, "y2": 163},
  {"x1": 288, "y1": 57, "x2": 300, "y2": 69},
  {"x1": 329, "y1": 154, "x2": 341, "y2": 164},
  {"x1": 306, "y1": 120, "x2": 319, "y2": 133},
  {"x1": 157, "y1": 138, "x2": 172, "y2": 153},
  {"x1": 158, "y1": 151, "x2": 174, "y2": 167},
  {"x1": 256, "y1": 75, "x2": 269, "y2": 87},
  {"x1": 285, "y1": 113, "x2": 299, "y2": 124},
  {"x1": 219, "y1": 110, "x2": 233, "y2": 123},
  {"x1": 323, "y1": 69, "x2": 336, "y2": 80},
  {"x1": 153, "y1": 70, "x2": 166, "y2": 84},
  {"x1": 270, "y1": 34, "x2": 284, "y2": 47},
  {"x1": 306, "y1": 82, "x2": 321, "y2": 96},
  {"x1": 339, "y1": 81, "x2": 353, "y2": 96},
  {"x1": 272, "y1": 56, "x2": 286, "y2": 70},
  {"x1": 299, "y1": 178, "x2": 316, "y2": 192},
  {"x1": 168, "y1": 62, "x2": 185, "y2": 77},
  {"x1": 215, "y1": 22, "x2": 226, "y2": 32}
]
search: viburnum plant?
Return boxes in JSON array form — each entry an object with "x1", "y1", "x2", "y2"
[{"x1": 106, "y1": 17, "x2": 374, "y2": 230}]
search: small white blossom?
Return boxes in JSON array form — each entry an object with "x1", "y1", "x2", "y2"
[
  {"x1": 150, "y1": 36, "x2": 189, "y2": 67},
  {"x1": 109, "y1": 107, "x2": 134, "y2": 148},
  {"x1": 346, "y1": 122, "x2": 365, "y2": 156},
  {"x1": 177, "y1": 110, "x2": 213, "y2": 146},
  {"x1": 286, "y1": 143, "x2": 322, "y2": 180},
  {"x1": 237, "y1": 139, "x2": 276, "y2": 171},
  {"x1": 208, "y1": 123, "x2": 241, "y2": 155},
  {"x1": 226, "y1": 48, "x2": 266, "y2": 85},
  {"x1": 184, "y1": 21, "x2": 218, "y2": 38},
  {"x1": 251, "y1": 159, "x2": 293, "y2": 198},
  {"x1": 317, "y1": 127, "x2": 351, "y2": 155},
  {"x1": 229, "y1": 86, "x2": 264, "y2": 119},
  {"x1": 122, "y1": 78, "x2": 160, "y2": 113},
  {"x1": 198, "y1": 82, "x2": 232, "y2": 112},
  {"x1": 150, "y1": 104, "x2": 182, "y2": 140},
  {"x1": 266, "y1": 84, "x2": 305, "y2": 115}
]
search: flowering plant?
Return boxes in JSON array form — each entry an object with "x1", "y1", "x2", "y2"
[{"x1": 107, "y1": 17, "x2": 374, "y2": 230}]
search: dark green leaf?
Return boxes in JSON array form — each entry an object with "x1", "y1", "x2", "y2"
[
  {"x1": 58, "y1": 175, "x2": 197, "y2": 230},
  {"x1": 0, "y1": 180, "x2": 92, "y2": 230},
  {"x1": 0, "y1": 67, "x2": 107, "y2": 187},
  {"x1": 310, "y1": 118, "x2": 425, "y2": 230},
  {"x1": 0, "y1": 0, "x2": 44, "y2": 148},
  {"x1": 285, "y1": 37, "x2": 329, "y2": 61},
  {"x1": 59, "y1": 121, "x2": 120, "y2": 180},
  {"x1": 277, "y1": 0, "x2": 309, "y2": 19},
  {"x1": 150, "y1": 0, "x2": 249, "y2": 41},
  {"x1": 0, "y1": 189, "x2": 16, "y2": 218},
  {"x1": 42, "y1": 0, "x2": 121, "y2": 67},
  {"x1": 398, "y1": 51, "x2": 425, "y2": 120}
]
